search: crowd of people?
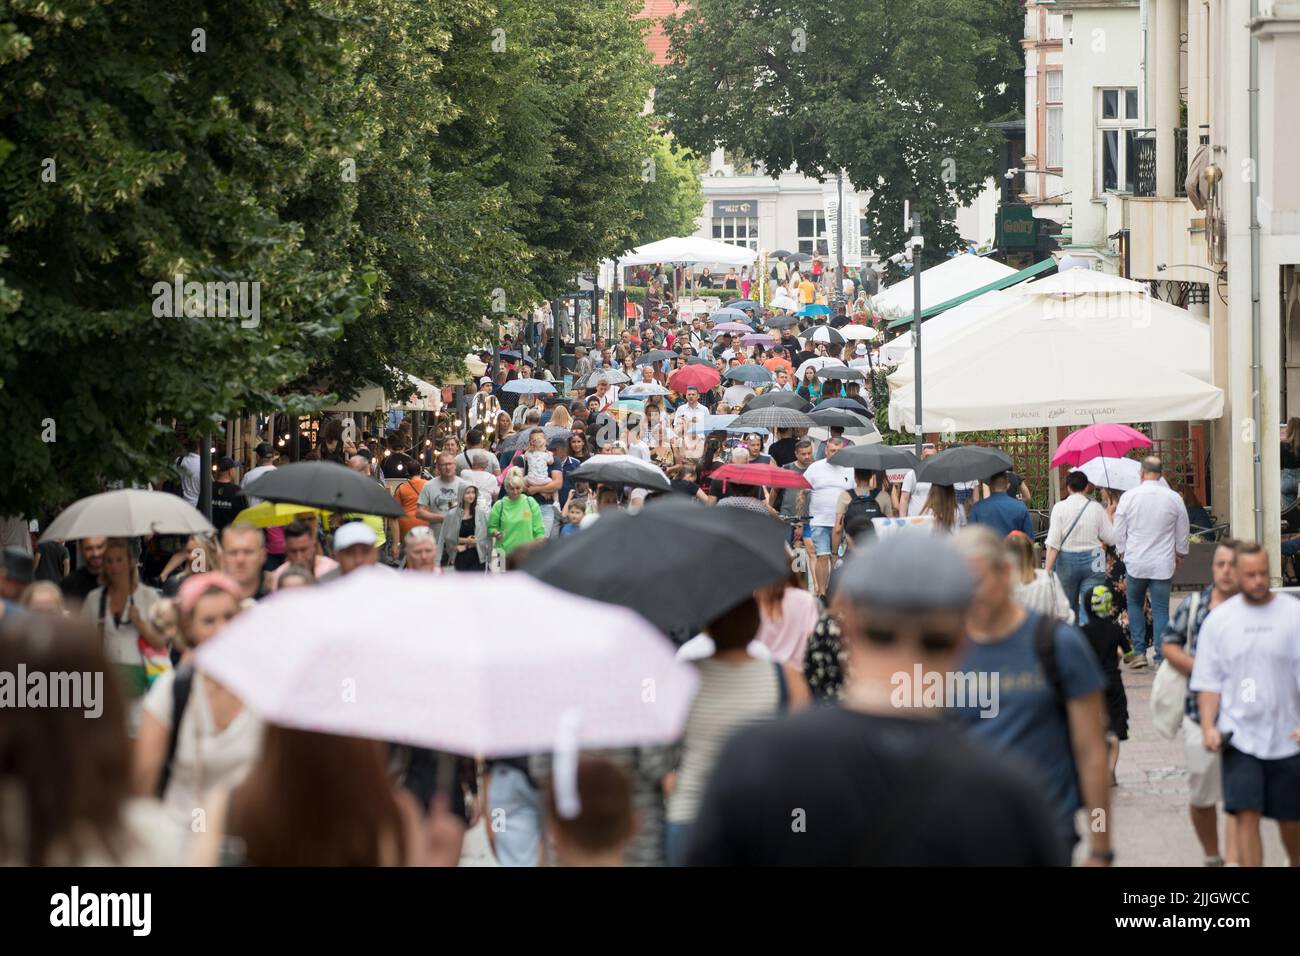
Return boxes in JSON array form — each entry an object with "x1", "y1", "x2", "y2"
[{"x1": 2, "y1": 296, "x2": 1299, "y2": 870}]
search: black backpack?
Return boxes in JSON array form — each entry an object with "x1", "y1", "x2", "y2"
[{"x1": 843, "y1": 490, "x2": 884, "y2": 531}]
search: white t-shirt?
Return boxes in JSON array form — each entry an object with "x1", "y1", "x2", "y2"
[
  {"x1": 242, "y1": 464, "x2": 276, "y2": 506},
  {"x1": 803, "y1": 459, "x2": 854, "y2": 527},
  {"x1": 1189, "y1": 594, "x2": 1300, "y2": 759},
  {"x1": 144, "y1": 671, "x2": 264, "y2": 836},
  {"x1": 673, "y1": 402, "x2": 708, "y2": 429},
  {"x1": 901, "y1": 469, "x2": 930, "y2": 516},
  {"x1": 460, "y1": 469, "x2": 499, "y2": 504},
  {"x1": 179, "y1": 453, "x2": 202, "y2": 507}
]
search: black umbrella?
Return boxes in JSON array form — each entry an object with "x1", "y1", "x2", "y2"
[
  {"x1": 636, "y1": 349, "x2": 675, "y2": 366},
  {"x1": 764, "y1": 313, "x2": 800, "y2": 329},
  {"x1": 747, "y1": 391, "x2": 811, "y2": 412},
  {"x1": 829, "y1": 444, "x2": 916, "y2": 471},
  {"x1": 731, "y1": 406, "x2": 816, "y2": 430},
  {"x1": 769, "y1": 249, "x2": 796, "y2": 259},
  {"x1": 807, "y1": 408, "x2": 869, "y2": 428},
  {"x1": 523, "y1": 499, "x2": 791, "y2": 637},
  {"x1": 914, "y1": 446, "x2": 1013, "y2": 485},
  {"x1": 813, "y1": 397, "x2": 866, "y2": 412},
  {"x1": 569, "y1": 456, "x2": 671, "y2": 492},
  {"x1": 816, "y1": 366, "x2": 864, "y2": 381},
  {"x1": 686, "y1": 356, "x2": 716, "y2": 366},
  {"x1": 242, "y1": 462, "x2": 404, "y2": 518}
]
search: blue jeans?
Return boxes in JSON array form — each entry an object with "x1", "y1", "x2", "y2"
[
  {"x1": 1126, "y1": 575, "x2": 1172, "y2": 662},
  {"x1": 1054, "y1": 550, "x2": 1104, "y2": 625}
]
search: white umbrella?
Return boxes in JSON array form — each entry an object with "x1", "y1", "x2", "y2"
[
  {"x1": 1071, "y1": 456, "x2": 1142, "y2": 491},
  {"x1": 771, "y1": 292, "x2": 798, "y2": 311},
  {"x1": 795, "y1": 356, "x2": 848, "y2": 380},
  {"x1": 838, "y1": 325, "x2": 879, "y2": 341},
  {"x1": 195, "y1": 568, "x2": 697, "y2": 756},
  {"x1": 621, "y1": 383, "x2": 670, "y2": 397},
  {"x1": 40, "y1": 489, "x2": 213, "y2": 543}
]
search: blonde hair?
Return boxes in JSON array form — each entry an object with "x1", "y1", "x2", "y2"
[
  {"x1": 17, "y1": 580, "x2": 64, "y2": 612},
  {"x1": 549, "y1": 405, "x2": 572, "y2": 429},
  {"x1": 98, "y1": 537, "x2": 138, "y2": 591},
  {"x1": 1004, "y1": 533, "x2": 1038, "y2": 586},
  {"x1": 504, "y1": 466, "x2": 527, "y2": 493}
]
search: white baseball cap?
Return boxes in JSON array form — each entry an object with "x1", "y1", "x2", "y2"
[
  {"x1": 479, "y1": 376, "x2": 493, "y2": 386},
  {"x1": 334, "y1": 521, "x2": 377, "y2": 551}
]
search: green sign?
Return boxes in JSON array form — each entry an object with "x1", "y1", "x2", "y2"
[{"x1": 997, "y1": 204, "x2": 1038, "y2": 250}]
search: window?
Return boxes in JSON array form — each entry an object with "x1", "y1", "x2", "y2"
[
  {"x1": 797, "y1": 210, "x2": 828, "y2": 255},
  {"x1": 1045, "y1": 71, "x2": 1063, "y2": 169},
  {"x1": 712, "y1": 215, "x2": 759, "y2": 250},
  {"x1": 1096, "y1": 87, "x2": 1140, "y2": 193},
  {"x1": 858, "y1": 217, "x2": 871, "y2": 259},
  {"x1": 1045, "y1": 13, "x2": 1064, "y2": 40}
]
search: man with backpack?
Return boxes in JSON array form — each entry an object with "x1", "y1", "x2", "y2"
[
  {"x1": 953, "y1": 526, "x2": 1112, "y2": 864},
  {"x1": 834, "y1": 468, "x2": 889, "y2": 553}
]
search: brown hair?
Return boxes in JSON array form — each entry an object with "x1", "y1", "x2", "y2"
[
  {"x1": 1004, "y1": 532, "x2": 1038, "y2": 586},
  {"x1": 0, "y1": 614, "x2": 131, "y2": 864},
  {"x1": 544, "y1": 756, "x2": 635, "y2": 856},
  {"x1": 1286, "y1": 417, "x2": 1300, "y2": 456},
  {"x1": 922, "y1": 484, "x2": 960, "y2": 532},
  {"x1": 97, "y1": 537, "x2": 138, "y2": 591},
  {"x1": 225, "y1": 725, "x2": 407, "y2": 866},
  {"x1": 705, "y1": 596, "x2": 760, "y2": 651}
]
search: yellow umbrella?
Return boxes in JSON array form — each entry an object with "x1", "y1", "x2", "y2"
[{"x1": 234, "y1": 501, "x2": 329, "y2": 529}]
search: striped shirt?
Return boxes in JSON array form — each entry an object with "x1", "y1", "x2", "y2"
[
  {"x1": 1045, "y1": 494, "x2": 1114, "y2": 553},
  {"x1": 667, "y1": 658, "x2": 782, "y2": 824}
]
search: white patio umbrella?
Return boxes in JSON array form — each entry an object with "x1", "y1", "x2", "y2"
[
  {"x1": 195, "y1": 568, "x2": 697, "y2": 756},
  {"x1": 40, "y1": 489, "x2": 214, "y2": 542}
]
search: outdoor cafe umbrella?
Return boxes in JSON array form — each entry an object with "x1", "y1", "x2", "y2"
[
  {"x1": 242, "y1": 461, "x2": 404, "y2": 518},
  {"x1": 829, "y1": 444, "x2": 916, "y2": 471},
  {"x1": 806, "y1": 325, "x2": 846, "y2": 346},
  {"x1": 1050, "y1": 423, "x2": 1152, "y2": 468},
  {"x1": 195, "y1": 568, "x2": 697, "y2": 756},
  {"x1": 1071, "y1": 456, "x2": 1142, "y2": 492},
  {"x1": 731, "y1": 406, "x2": 816, "y2": 430},
  {"x1": 569, "y1": 455, "x2": 671, "y2": 492},
  {"x1": 40, "y1": 489, "x2": 214, "y2": 543},
  {"x1": 710, "y1": 463, "x2": 811, "y2": 490},
  {"x1": 668, "y1": 365, "x2": 721, "y2": 393},
  {"x1": 523, "y1": 499, "x2": 791, "y2": 637},
  {"x1": 724, "y1": 365, "x2": 773, "y2": 384},
  {"x1": 636, "y1": 349, "x2": 675, "y2": 367},
  {"x1": 746, "y1": 391, "x2": 811, "y2": 412},
  {"x1": 914, "y1": 446, "x2": 1013, "y2": 485},
  {"x1": 502, "y1": 379, "x2": 556, "y2": 395}
]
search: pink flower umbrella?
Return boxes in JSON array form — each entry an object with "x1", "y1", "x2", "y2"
[{"x1": 1050, "y1": 423, "x2": 1152, "y2": 468}]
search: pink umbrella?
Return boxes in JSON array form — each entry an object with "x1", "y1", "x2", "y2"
[
  {"x1": 740, "y1": 333, "x2": 776, "y2": 346},
  {"x1": 194, "y1": 568, "x2": 697, "y2": 756},
  {"x1": 711, "y1": 322, "x2": 751, "y2": 335},
  {"x1": 1050, "y1": 423, "x2": 1152, "y2": 468}
]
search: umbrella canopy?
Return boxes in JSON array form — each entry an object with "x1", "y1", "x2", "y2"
[
  {"x1": 233, "y1": 501, "x2": 329, "y2": 529},
  {"x1": 724, "y1": 299, "x2": 761, "y2": 311},
  {"x1": 739, "y1": 333, "x2": 776, "y2": 347},
  {"x1": 808, "y1": 408, "x2": 870, "y2": 428},
  {"x1": 796, "y1": 357, "x2": 847, "y2": 380},
  {"x1": 746, "y1": 391, "x2": 811, "y2": 411},
  {"x1": 621, "y1": 382, "x2": 670, "y2": 397},
  {"x1": 731, "y1": 406, "x2": 816, "y2": 430},
  {"x1": 711, "y1": 322, "x2": 751, "y2": 335},
  {"x1": 711, "y1": 309, "x2": 753, "y2": 324},
  {"x1": 243, "y1": 462, "x2": 404, "y2": 518},
  {"x1": 710, "y1": 463, "x2": 810, "y2": 490},
  {"x1": 770, "y1": 293, "x2": 799, "y2": 311},
  {"x1": 769, "y1": 249, "x2": 796, "y2": 259},
  {"x1": 636, "y1": 349, "x2": 675, "y2": 366},
  {"x1": 829, "y1": 444, "x2": 916, "y2": 471},
  {"x1": 685, "y1": 356, "x2": 717, "y2": 366},
  {"x1": 914, "y1": 446, "x2": 1013, "y2": 485},
  {"x1": 689, "y1": 420, "x2": 769, "y2": 436},
  {"x1": 806, "y1": 325, "x2": 845, "y2": 346},
  {"x1": 498, "y1": 425, "x2": 572, "y2": 454},
  {"x1": 839, "y1": 325, "x2": 879, "y2": 341},
  {"x1": 807, "y1": 409, "x2": 882, "y2": 445},
  {"x1": 524, "y1": 499, "x2": 790, "y2": 637},
  {"x1": 765, "y1": 312, "x2": 800, "y2": 329},
  {"x1": 814, "y1": 397, "x2": 868, "y2": 412},
  {"x1": 40, "y1": 489, "x2": 213, "y2": 543},
  {"x1": 668, "y1": 365, "x2": 722, "y2": 393},
  {"x1": 816, "y1": 366, "x2": 865, "y2": 382},
  {"x1": 195, "y1": 568, "x2": 696, "y2": 756},
  {"x1": 616, "y1": 235, "x2": 757, "y2": 268},
  {"x1": 1071, "y1": 456, "x2": 1142, "y2": 492},
  {"x1": 797, "y1": 304, "x2": 831, "y2": 317},
  {"x1": 872, "y1": 252, "x2": 1017, "y2": 315},
  {"x1": 569, "y1": 455, "x2": 671, "y2": 491},
  {"x1": 1050, "y1": 423, "x2": 1152, "y2": 468},
  {"x1": 724, "y1": 365, "x2": 774, "y2": 384},
  {"x1": 502, "y1": 379, "x2": 556, "y2": 395},
  {"x1": 573, "y1": 369, "x2": 631, "y2": 389}
]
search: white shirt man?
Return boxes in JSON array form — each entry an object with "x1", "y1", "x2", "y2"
[
  {"x1": 179, "y1": 449, "x2": 202, "y2": 507},
  {"x1": 1113, "y1": 464, "x2": 1189, "y2": 579},
  {"x1": 673, "y1": 390, "x2": 709, "y2": 430}
]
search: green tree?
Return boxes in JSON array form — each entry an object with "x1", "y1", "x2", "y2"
[
  {"x1": 657, "y1": 0, "x2": 1023, "y2": 265},
  {"x1": 630, "y1": 133, "x2": 704, "y2": 247}
]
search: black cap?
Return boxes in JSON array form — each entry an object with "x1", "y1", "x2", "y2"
[
  {"x1": 1, "y1": 547, "x2": 34, "y2": 584},
  {"x1": 254, "y1": 442, "x2": 275, "y2": 459},
  {"x1": 215, "y1": 455, "x2": 239, "y2": 471}
]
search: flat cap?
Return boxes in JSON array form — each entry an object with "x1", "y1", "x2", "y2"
[{"x1": 836, "y1": 531, "x2": 973, "y2": 613}]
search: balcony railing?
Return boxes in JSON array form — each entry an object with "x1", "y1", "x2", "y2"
[
  {"x1": 1174, "y1": 127, "x2": 1188, "y2": 197},
  {"x1": 1132, "y1": 127, "x2": 1189, "y2": 198}
]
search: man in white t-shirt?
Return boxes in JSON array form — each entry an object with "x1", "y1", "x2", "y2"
[
  {"x1": 800, "y1": 435, "x2": 853, "y2": 596},
  {"x1": 672, "y1": 387, "x2": 709, "y2": 431},
  {"x1": 179, "y1": 439, "x2": 202, "y2": 507},
  {"x1": 1190, "y1": 544, "x2": 1300, "y2": 867},
  {"x1": 897, "y1": 445, "x2": 938, "y2": 516},
  {"x1": 722, "y1": 378, "x2": 756, "y2": 409}
]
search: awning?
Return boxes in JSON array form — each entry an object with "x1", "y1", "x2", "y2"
[
  {"x1": 886, "y1": 257, "x2": 1056, "y2": 329},
  {"x1": 615, "y1": 236, "x2": 757, "y2": 268},
  {"x1": 873, "y1": 253, "x2": 1017, "y2": 322}
]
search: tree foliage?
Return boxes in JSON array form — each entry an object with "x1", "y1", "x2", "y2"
[{"x1": 657, "y1": 0, "x2": 1024, "y2": 263}]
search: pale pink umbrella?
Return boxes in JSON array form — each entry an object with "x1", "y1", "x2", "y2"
[
  {"x1": 740, "y1": 333, "x2": 776, "y2": 346},
  {"x1": 1050, "y1": 422, "x2": 1152, "y2": 468},
  {"x1": 194, "y1": 567, "x2": 697, "y2": 757}
]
